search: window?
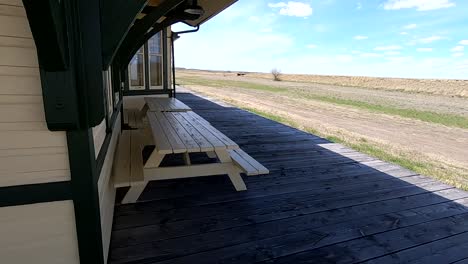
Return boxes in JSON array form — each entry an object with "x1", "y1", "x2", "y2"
[
  {"x1": 129, "y1": 47, "x2": 145, "y2": 90},
  {"x1": 128, "y1": 32, "x2": 164, "y2": 91},
  {"x1": 148, "y1": 32, "x2": 163, "y2": 88},
  {"x1": 102, "y1": 66, "x2": 121, "y2": 130}
]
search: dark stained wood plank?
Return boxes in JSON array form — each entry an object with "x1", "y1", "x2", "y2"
[
  {"x1": 155, "y1": 200, "x2": 468, "y2": 264},
  {"x1": 111, "y1": 176, "x2": 443, "y2": 249},
  {"x1": 263, "y1": 212, "x2": 468, "y2": 264},
  {"x1": 114, "y1": 181, "x2": 453, "y2": 227},
  {"x1": 363, "y1": 231, "x2": 468, "y2": 264},
  {"x1": 113, "y1": 187, "x2": 467, "y2": 244},
  {"x1": 136, "y1": 174, "x2": 436, "y2": 212},
  {"x1": 109, "y1": 93, "x2": 468, "y2": 264},
  {"x1": 454, "y1": 258, "x2": 468, "y2": 264},
  {"x1": 111, "y1": 199, "x2": 468, "y2": 264}
]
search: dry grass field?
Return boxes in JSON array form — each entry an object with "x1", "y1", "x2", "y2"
[
  {"x1": 182, "y1": 69, "x2": 468, "y2": 98},
  {"x1": 176, "y1": 69, "x2": 468, "y2": 189}
]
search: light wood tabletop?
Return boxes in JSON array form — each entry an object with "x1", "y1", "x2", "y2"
[{"x1": 144, "y1": 97, "x2": 191, "y2": 112}]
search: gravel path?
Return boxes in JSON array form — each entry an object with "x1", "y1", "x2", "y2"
[
  {"x1": 179, "y1": 71, "x2": 468, "y2": 117},
  {"x1": 180, "y1": 83, "x2": 468, "y2": 169}
]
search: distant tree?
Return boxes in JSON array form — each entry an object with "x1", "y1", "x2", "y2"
[{"x1": 271, "y1": 68, "x2": 282, "y2": 81}]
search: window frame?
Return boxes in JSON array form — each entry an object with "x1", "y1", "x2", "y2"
[
  {"x1": 102, "y1": 66, "x2": 123, "y2": 132},
  {"x1": 126, "y1": 30, "x2": 167, "y2": 94},
  {"x1": 128, "y1": 47, "x2": 146, "y2": 91},
  {"x1": 148, "y1": 32, "x2": 163, "y2": 89}
]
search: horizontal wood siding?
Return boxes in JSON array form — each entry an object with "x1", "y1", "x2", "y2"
[
  {"x1": 98, "y1": 114, "x2": 121, "y2": 262},
  {"x1": 0, "y1": 200, "x2": 80, "y2": 264},
  {"x1": 93, "y1": 118, "x2": 107, "y2": 155},
  {"x1": 0, "y1": 2, "x2": 70, "y2": 187}
]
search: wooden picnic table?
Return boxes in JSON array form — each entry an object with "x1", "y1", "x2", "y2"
[
  {"x1": 144, "y1": 97, "x2": 191, "y2": 112},
  {"x1": 116, "y1": 110, "x2": 269, "y2": 204}
]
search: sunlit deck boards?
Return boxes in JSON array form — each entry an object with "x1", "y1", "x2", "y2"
[{"x1": 109, "y1": 93, "x2": 468, "y2": 264}]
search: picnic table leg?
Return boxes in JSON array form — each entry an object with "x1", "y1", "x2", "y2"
[
  {"x1": 145, "y1": 152, "x2": 165, "y2": 168},
  {"x1": 121, "y1": 183, "x2": 147, "y2": 204},
  {"x1": 215, "y1": 150, "x2": 247, "y2": 191},
  {"x1": 206, "y1": 151, "x2": 217, "y2": 158},
  {"x1": 121, "y1": 151, "x2": 165, "y2": 204},
  {"x1": 139, "y1": 103, "x2": 149, "y2": 117},
  {"x1": 183, "y1": 153, "x2": 191, "y2": 165},
  {"x1": 141, "y1": 127, "x2": 153, "y2": 146}
]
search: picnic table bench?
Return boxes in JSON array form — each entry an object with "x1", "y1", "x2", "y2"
[
  {"x1": 114, "y1": 110, "x2": 269, "y2": 204},
  {"x1": 124, "y1": 97, "x2": 191, "y2": 129}
]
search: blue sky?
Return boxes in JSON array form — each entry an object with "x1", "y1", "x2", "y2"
[{"x1": 172, "y1": 0, "x2": 468, "y2": 79}]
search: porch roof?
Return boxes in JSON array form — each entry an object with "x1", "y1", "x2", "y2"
[{"x1": 144, "y1": 0, "x2": 237, "y2": 27}]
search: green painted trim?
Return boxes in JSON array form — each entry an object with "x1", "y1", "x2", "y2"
[
  {"x1": 144, "y1": 42, "x2": 150, "y2": 90},
  {"x1": 0, "y1": 181, "x2": 72, "y2": 207},
  {"x1": 162, "y1": 28, "x2": 169, "y2": 91},
  {"x1": 101, "y1": 0, "x2": 148, "y2": 69},
  {"x1": 96, "y1": 100, "x2": 122, "y2": 180},
  {"x1": 117, "y1": 0, "x2": 186, "y2": 68},
  {"x1": 123, "y1": 89, "x2": 170, "y2": 96},
  {"x1": 67, "y1": 129, "x2": 104, "y2": 264},
  {"x1": 65, "y1": 0, "x2": 105, "y2": 262}
]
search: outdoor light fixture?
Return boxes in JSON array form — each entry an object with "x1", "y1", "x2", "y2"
[{"x1": 184, "y1": 0, "x2": 204, "y2": 16}]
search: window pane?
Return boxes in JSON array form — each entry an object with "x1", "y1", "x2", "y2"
[
  {"x1": 149, "y1": 33, "x2": 161, "y2": 54},
  {"x1": 129, "y1": 54, "x2": 144, "y2": 89},
  {"x1": 107, "y1": 70, "x2": 113, "y2": 116},
  {"x1": 150, "y1": 55, "x2": 162, "y2": 87}
]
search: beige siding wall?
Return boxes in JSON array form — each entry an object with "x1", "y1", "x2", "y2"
[
  {"x1": 97, "y1": 114, "x2": 121, "y2": 262},
  {"x1": 93, "y1": 118, "x2": 107, "y2": 155},
  {"x1": 0, "y1": 2, "x2": 80, "y2": 264},
  {"x1": 0, "y1": 1, "x2": 70, "y2": 187},
  {"x1": 0, "y1": 200, "x2": 80, "y2": 264}
]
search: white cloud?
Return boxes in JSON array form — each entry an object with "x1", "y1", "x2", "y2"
[
  {"x1": 451, "y1": 46, "x2": 464, "y2": 52},
  {"x1": 357, "y1": 2, "x2": 363, "y2": 10},
  {"x1": 312, "y1": 24, "x2": 328, "y2": 33},
  {"x1": 306, "y1": 44, "x2": 318, "y2": 49},
  {"x1": 336, "y1": 55, "x2": 353, "y2": 63},
  {"x1": 360, "y1": 53, "x2": 383, "y2": 58},
  {"x1": 452, "y1": 53, "x2": 464, "y2": 57},
  {"x1": 248, "y1": 16, "x2": 261, "y2": 23},
  {"x1": 419, "y1": 36, "x2": 443, "y2": 43},
  {"x1": 460, "y1": 40, "x2": 468, "y2": 45},
  {"x1": 268, "y1": 1, "x2": 313, "y2": 17},
  {"x1": 417, "y1": 48, "x2": 433, "y2": 52},
  {"x1": 385, "y1": 56, "x2": 413, "y2": 63},
  {"x1": 400, "y1": 32, "x2": 409, "y2": 35},
  {"x1": 383, "y1": 0, "x2": 455, "y2": 11},
  {"x1": 354, "y1": 35, "x2": 368, "y2": 40},
  {"x1": 351, "y1": 50, "x2": 362, "y2": 54},
  {"x1": 260, "y1": 28, "x2": 273, "y2": 33},
  {"x1": 374, "y1": 45, "x2": 403, "y2": 51},
  {"x1": 385, "y1": 51, "x2": 401, "y2": 55},
  {"x1": 403, "y1": 23, "x2": 417, "y2": 29}
]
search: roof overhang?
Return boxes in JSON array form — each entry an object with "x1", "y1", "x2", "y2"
[
  {"x1": 183, "y1": 0, "x2": 238, "y2": 26},
  {"x1": 115, "y1": 0, "x2": 238, "y2": 69}
]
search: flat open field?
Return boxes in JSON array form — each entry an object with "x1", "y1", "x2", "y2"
[{"x1": 176, "y1": 69, "x2": 468, "y2": 189}]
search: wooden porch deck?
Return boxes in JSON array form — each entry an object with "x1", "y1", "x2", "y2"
[{"x1": 109, "y1": 93, "x2": 468, "y2": 264}]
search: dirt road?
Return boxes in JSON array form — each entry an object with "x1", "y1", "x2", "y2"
[
  {"x1": 179, "y1": 70, "x2": 468, "y2": 117},
  {"x1": 176, "y1": 71, "x2": 468, "y2": 172}
]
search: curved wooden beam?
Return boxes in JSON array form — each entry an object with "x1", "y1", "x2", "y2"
[
  {"x1": 101, "y1": 0, "x2": 148, "y2": 69},
  {"x1": 118, "y1": 15, "x2": 185, "y2": 69},
  {"x1": 116, "y1": 0, "x2": 186, "y2": 69}
]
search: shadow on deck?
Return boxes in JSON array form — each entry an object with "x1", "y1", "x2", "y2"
[{"x1": 109, "y1": 92, "x2": 468, "y2": 264}]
